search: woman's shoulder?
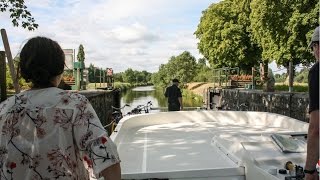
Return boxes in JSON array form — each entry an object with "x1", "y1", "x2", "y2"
[
  {"x1": 0, "y1": 89, "x2": 91, "y2": 114},
  {"x1": 56, "y1": 90, "x2": 89, "y2": 107},
  {"x1": 0, "y1": 91, "x2": 29, "y2": 115},
  {"x1": 0, "y1": 96, "x2": 15, "y2": 115}
]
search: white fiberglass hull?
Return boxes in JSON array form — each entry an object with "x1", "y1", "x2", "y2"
[{"x1": 110, "y1": 111, "x2": 308, "y2": 180}]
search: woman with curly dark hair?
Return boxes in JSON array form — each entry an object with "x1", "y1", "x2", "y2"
[{"x1": 0, "y1": 37, "x2": 121, "y2": 180}]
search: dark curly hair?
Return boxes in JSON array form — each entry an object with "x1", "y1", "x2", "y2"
[{"x1": 19, "y1": 37, "x2": 65, "y2": 88}]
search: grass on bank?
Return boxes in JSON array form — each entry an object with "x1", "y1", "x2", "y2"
[
  {"x1": 248, "y1": 84, "x2": 308, "y2": 92},
  {"x1": 182, "y1": 89, "x2": 203, "y2": 103},
  {"x1": 274, "y1": 83, "x2": 308, "y2": 92}
]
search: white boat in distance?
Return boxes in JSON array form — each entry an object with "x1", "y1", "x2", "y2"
[{"x1": 110, "y1": 111, "x2": 308, "y2": 180}]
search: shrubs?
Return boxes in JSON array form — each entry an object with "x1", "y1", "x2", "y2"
[{"x1": 275, "y1": 84, "x2": 308, "y2": 92}]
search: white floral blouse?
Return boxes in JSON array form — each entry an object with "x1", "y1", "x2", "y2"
[{"x1": 0, "y1": 87, "x2": 120, "y2": 179}]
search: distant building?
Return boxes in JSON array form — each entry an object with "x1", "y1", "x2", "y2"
[{"x1": 63, "y1": 49, "x2": 75, "y2": 70}]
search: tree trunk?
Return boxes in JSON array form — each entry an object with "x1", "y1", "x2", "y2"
[{"x1": 260, "y1": 60, "x2": 274, "y2": 92}]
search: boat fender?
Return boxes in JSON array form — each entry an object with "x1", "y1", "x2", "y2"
[{"x1": 279, "y1": 169, "x2": 287, "y2": 174}]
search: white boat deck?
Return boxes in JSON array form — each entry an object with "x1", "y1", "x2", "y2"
[{"x1": 110, "y1": 111, "x2": 309, "y2": 180}]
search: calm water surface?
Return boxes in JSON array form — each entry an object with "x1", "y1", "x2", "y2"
[{"x1": 120, "y1": 86, "x2": 203, "y2": 114}]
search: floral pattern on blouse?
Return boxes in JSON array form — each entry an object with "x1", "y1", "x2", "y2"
[{"x1": 0, "y1": 87, "x2": 120, "y2": 180}]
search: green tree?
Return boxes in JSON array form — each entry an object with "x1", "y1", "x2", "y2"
[
  {"x1": 113, "y1": 72, "x2": 124, "y2": 82},
  {"x1": 197, "y1": 58, "x2": 207, "y2": 69},
  {"x1": 87, "y1": 63, "x2": 95, "y2": 83},
  {"x1": 76, "y1": 44, "x2": 85, "y2": 89},
  {"x1": 274, "y1": 73, "x2": 287, "y2": 83},
  {"x1": 122, "y1": 68, "x2": 135, "y2": 84},
  {"x1": 194, "y1": 58, "x2": 212, "y2": 82},
  {"x1": 87, "y1": 66, "x2": 104, "y2": 83},
  {"x1": 141, "y1": 70, "x2": 152, "y2": 83},
  {"x1": 6, "y1": 58, "x2": 29, "y2": 89},
  {"x1": 294, "y1": 68, "x2": 309, "y2": 83},
  {"x1": 152, "y1": 51, "x2": 197, "y2": 87},
  {"x1": 77, "y1": 44, "x2": 85, "y2": 62},
  {"x1": 168, "y1": 51, "x2": 197, "y2": 83},
  {"x1": 0, "y1": 0, "x2": 38, "y2": 30},
  {"x1": 151, "y1": 64, "x2": 171, "y2": 87},
  {"x1": 195, "y1": 0, "x2": 261, "y2": 73},
  {"x1": 250, "y1": 0, "x2": 319, "y2": 71},
  {"x1": 6, "y1": 63, "x2": 13, "y2": 89}
]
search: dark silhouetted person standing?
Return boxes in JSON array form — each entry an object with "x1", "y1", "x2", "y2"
[
  {"x1": 165, "y1": 79, "x2": 183, "y2": 111},
  {"x1": 304, "y1": 26, "x2": 319, "y2": 180}
]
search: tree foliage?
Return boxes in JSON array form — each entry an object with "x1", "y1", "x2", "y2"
[
  {"x1": 121, "y1": 68, "x2": 152, "y2": 85},
  {"x1": 152, "y1": 51, "x2": 198, "y2": 87},
  {"x1": 294, "y1": 68, "x2": 309, "y2": 83},
  {"x1": 195, "y1": 0, "x2": 261, "y2": 74},
  {"x1": 250, "y1": 0, "x2": 319, "y2": 68},
  {"x1": 87, "y1": 64, "x2": 152, "y2": 85},
  {"x1": 274, "y1": 73, "x2": 287, "y2": 83},
  {"x1": 87, "y1": 63, "x2": 96, "y2": 83},
  {"x1": 193, "y1": 58, "x2": 212, "y2": 82},
  {"x1": 195, "y1": 0, "x2": 318, "y2": 80},
  {"x1": 6, "y1": 58, "x2": 29, "y2": 89},
  {"x1": 113, "y1": 72, "x2": 124, "y2": 82},
  {"x1": 87, "y1": 64, "x2": 110, "y2": 83},
  {"x1": 197, "y1": 57, "x2": 207, "y2": 69},
  {"x1": 77, "y1": 44, "x2": 85, "y2": 62},
  {"x1": 0, "y1": 0, "x2": 38, "y2": 30}
]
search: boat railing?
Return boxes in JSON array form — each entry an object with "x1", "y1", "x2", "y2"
[
  {"x1": 104, "y1": 104, "x2": 130, "y2": 131},
  {"x1": 106, "y1": 101, "x2": 153, "y2": 132},
  {"x1": 128, "y1": 101, "x2": 153, "y2": 115}
]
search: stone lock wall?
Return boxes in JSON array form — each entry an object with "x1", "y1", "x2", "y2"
[
  {"x1": 218, "y1": 89, "x2": 309, "y2": 122},
  {"x1": 80, "y1": 90, "x2": 121, "y2": 134}
]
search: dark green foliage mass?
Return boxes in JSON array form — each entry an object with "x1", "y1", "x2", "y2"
[{"x1": 195, "y1": 0, "x2": 261, "y2": 74}]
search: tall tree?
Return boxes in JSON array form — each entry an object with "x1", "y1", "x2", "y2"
[
  {"x1": 76, "y1": 44, "x2": 85, "y2": 89},
  {"x1": 151, "y1": 64, "x2": 171, "y2": 87},
  {"x1": 87, "y1": 63, "x2": 95, "y2": 83},
  {"x1": 113, "y1": 72, "x2": 124, "y2": 82},
  {"x1": 152, "y1": 51, "x2": 197, "y2": 87},
  {"x1": 194, "y1": 58, "x2": 211, "y2": 82},
  {"x1": 250, "y1": 0, "x2": 319, "y2": 70},
  {"x1": 122, "y1": 68, "x2": 135, "y2": 84},
  {"x1": 0, "y1": 0, "x2": 38, "y2": 30},
  {"x1": 195, "y1": 0, "x2": 261, "y2": 74},
  {"x1": 197, "y1": 58, "x2": 207, "y2": 69},
  {"x1": 172, "y1": 51, "x2": 197, "y2": 83},
  {"x1": 77, "y1": 44, "x2": 85, "y2": 62}
]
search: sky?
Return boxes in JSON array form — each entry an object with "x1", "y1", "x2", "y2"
[
  {"x1": 0, "y1": 0, "x2": 220, "y2": 73},
  {"x1": 0, "y1": 0, "x2": 291, "y2": 75}
]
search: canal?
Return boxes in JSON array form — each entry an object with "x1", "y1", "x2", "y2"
[{"x1": 120, "y1": 86, "x2": 204, "y2": 114}]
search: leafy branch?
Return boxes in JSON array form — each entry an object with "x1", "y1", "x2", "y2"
[{"x1": 0, "y1": 0, "x2": 38, "y2": 30}]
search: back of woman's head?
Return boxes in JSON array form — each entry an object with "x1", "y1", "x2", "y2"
[{"x1": 19, "y1": 36, "x2": 65, "y2": 88}]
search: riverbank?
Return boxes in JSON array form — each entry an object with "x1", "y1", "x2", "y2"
[
  {"x1": 186, "y1": 82, "x2": 216, "y2": 97},
  {"x1": 185, "y1": 82, "x2": 308, "y2": 97}
]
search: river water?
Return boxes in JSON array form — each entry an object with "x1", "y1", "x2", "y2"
[{"x1": 120, "y1": 86, "x2": 204, "y2": 114}]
